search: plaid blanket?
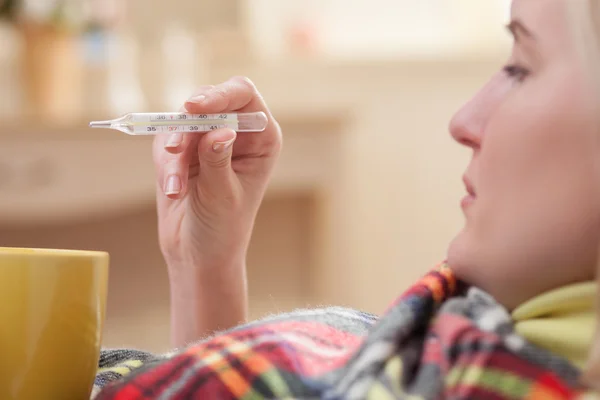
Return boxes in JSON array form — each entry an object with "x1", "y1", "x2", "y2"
[{"x1": 92, "y1": 264, "x2": 595, "y2": 399}]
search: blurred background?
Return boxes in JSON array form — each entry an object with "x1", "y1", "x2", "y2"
[{"x1": 0, "y1": 0, "x2": 511, "y2": 352}]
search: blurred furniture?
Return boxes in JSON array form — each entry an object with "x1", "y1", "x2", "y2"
[
  {"x1": 18, "y1": 23, "x2": 84, "y2": 123},
  {"x1": 0, "y1": 108, "x2": 347, "y2": 222}
]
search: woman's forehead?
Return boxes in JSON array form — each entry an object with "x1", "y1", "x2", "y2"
[{"x1": 511, "y1": 0, "x2": 577, "y2": 54}]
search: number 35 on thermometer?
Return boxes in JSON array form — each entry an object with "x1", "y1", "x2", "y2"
[{"x1": 89, "y1": 112, "x2": 268, "y2": 135}]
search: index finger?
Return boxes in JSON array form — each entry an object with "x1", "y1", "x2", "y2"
[
  {"x1": 185, "y1": 76, "x2": 281, "y2": 161},
  {"x1": 184, "y1": 76, "x2": 271, "y2": 117}
]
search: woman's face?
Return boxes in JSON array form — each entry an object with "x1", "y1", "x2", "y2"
[{"x1": 447, "y1": 0, "x2": 600, "y2": 309}]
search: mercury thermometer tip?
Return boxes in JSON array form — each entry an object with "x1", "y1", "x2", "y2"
[{"x1": 89, "y1": 120, "x2": 112, "y2": 129}]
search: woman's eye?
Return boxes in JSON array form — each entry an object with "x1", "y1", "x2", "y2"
[{"x1": 503, "y1": 64, "x2": 530, "y2": 82}]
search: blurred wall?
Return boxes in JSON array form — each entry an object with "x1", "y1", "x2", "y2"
[{"x1": 0, "y1": 0, "x2": 510, "y2": 352}]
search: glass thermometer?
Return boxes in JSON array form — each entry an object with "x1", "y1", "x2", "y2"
[{"x1": 89, "y1": 111, "x2": 268, "y2": 135}]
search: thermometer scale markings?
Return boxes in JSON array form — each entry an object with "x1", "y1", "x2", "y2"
[
  {"x1": 146, "y1": 113, "x2": 237, "y2": 122},
  {"x1": 134, "y1": 113, "x2": 239, "y2": 134},
  {"x1": 89, "y1": 111, "x2": 267, "y2": 135}
]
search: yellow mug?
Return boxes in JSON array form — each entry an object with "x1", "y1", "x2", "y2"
[{"x1": 0, "y1": 247, "x2": 109, "y2": 399}]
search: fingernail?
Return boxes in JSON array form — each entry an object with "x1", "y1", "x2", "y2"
[
  {"x1": 212, "y1": 138, "x2": 235, "y2": 153},
  {"x1": 165, "y1": 175, "x2": 181, "y2": 195},
  {"x1": 188, "y1": 95, "x2": 206, "y2": 104},
  {"x1": 165, "y1": 133, "x2": 183, "y2": 149}
]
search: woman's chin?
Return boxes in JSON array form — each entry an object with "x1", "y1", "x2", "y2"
[
  {"x1": 445, "y1": 229, "x2": 470, "y2": 270},
  {"x1": 446, "y1": 229, "x2": 489, "y2": 289}
]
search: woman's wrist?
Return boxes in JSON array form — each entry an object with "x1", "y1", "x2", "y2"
[
  {"x1": 166, "y1": 251, "x2": 246, "y2": 274},
  {"x1": 167, "y1": 256, "x2": 248, "y2": 348}
]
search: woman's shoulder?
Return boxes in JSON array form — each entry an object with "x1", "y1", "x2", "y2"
[
  {"x1": 232, "y1": 306, "x2": 378, "y2": 334},
  {"x1": 94, "y1": 306, "x2": 378, "y2": 396},
  {"x1": 103, "y1": 306, "x2": 378, "y2": 359}
]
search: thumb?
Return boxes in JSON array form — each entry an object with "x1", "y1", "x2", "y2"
[{"x1": 197, "y1": 128, "x2": 237, "y2": 189}]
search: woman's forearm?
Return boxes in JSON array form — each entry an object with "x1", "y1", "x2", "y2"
[{"x1": 167, "y1": 261, "x2": 248, "y2": 348}]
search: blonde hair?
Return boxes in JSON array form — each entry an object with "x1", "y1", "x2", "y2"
[{"x1": 573, "y1": 0, "x2": 600, "y2": 389}]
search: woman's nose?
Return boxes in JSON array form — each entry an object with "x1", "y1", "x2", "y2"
[
  {"x1": 449, "y1": 102, "x2": 483, "y2": 149},
  {"x1": 449, "y1": 72, "x2": 509, "y2": 149}
]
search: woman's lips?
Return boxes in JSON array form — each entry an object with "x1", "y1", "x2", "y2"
[
  {"x1": 461, "y1": 176, "x2": 476, "y2": 209},
  {"x1": 461, "y1": 194, "x2": 476, "y2": 209}
]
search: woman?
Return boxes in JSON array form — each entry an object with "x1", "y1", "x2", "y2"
[{"x1": 93, "y1": 0, "x2": 600, "y2": 398}]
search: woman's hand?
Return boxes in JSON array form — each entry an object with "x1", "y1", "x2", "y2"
[{"x1": 153, "y1": 76, "x2": 282, "y2": 346}]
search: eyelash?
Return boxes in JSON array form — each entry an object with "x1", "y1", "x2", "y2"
[{"x1": 503, "y1": 64, "x2": 530, "y2": 82}]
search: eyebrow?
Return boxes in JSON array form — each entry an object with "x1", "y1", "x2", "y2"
[{"x1": 506, "y1": 19, "x2": 536, "y2": 41}]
